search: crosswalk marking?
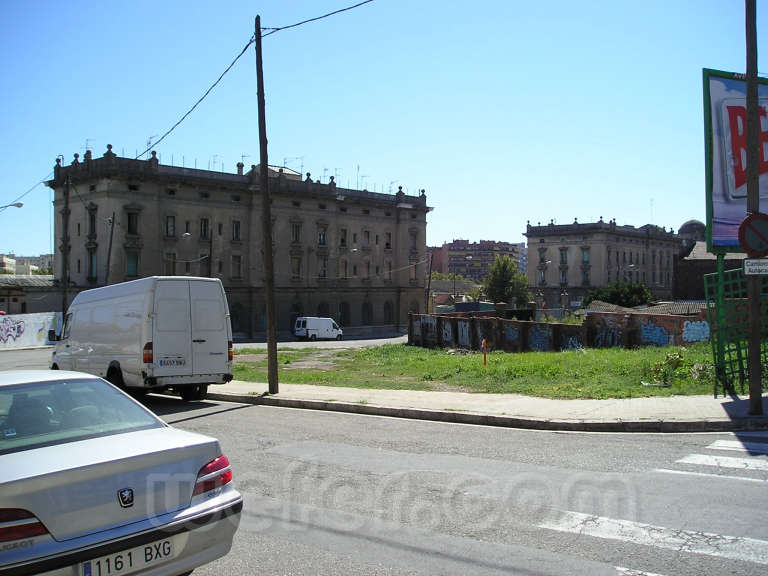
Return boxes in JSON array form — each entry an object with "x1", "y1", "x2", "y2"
[
  {"x1": 654, "y1": 468, "x2": 768, "y2": 483},
  {"x1": 615, "y1": 567, "x2": 666, "y2": 576},
  {"x1": 540, "y1": 510, "x2": 768, "y2": 565},
  {"x1": 678, "y1": 453, "x2": 768, "y2": 472},
  {"x1": 707, "y1": 439, "x2": 768, "y2": 455}
]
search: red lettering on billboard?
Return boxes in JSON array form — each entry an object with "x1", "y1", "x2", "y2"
[{"x1": 726, "y1": 105, "x2": 768, "y2": 189}]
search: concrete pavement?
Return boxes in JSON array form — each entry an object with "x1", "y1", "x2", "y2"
[{"x1": 206, "y1": 378, "x2": 768, "y2": 433}]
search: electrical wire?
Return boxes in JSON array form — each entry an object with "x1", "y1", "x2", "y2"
[
  {"x1": 134, "y1": 35, "x2": 256, "y2": 160},
  {"x1": 262, "y1": 0, "x2": 375, "y2": 37},
  {"x1": 0, "y1": 172, "x2": 52, "y2": 211}
]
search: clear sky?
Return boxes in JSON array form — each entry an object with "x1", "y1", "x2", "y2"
[{"x1": 1, "y1": 0, "x2": 764, "y2": 257}]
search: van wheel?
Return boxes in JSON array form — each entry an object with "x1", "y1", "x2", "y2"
[
  {"x1": 180, "y1": 384, "x2": 208, "y2": 401},
  {"x1": 106, "y1": 367, "x2": 125, "y2": 388},
  {"x1": 51, "y1": 364, "x2": 59, "y2": 370},
  {"x1": 310, "y1": 334, "x2": 317, "y2": 341},
  {"x1": 336, "y1": 334, "x2": 342, "y2": 341}
]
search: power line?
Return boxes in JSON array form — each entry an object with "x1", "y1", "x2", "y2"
[
  {"x1": 1, "y1": 172, "x2": 53, "y2": 211},
  {"x1": 135, "y1": 35, "x2": 256, "y2": 159},
  {"x1": 262, "y1": 0, "x2": 375, "y2": 37}
]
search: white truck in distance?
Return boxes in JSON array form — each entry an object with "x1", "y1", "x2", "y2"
[
  {"x1": 50, "y1": 276, "x2": 233, "y2": 401},
  {"x1": 293, "y1": 317, "x2": 343, "y2": 341}
]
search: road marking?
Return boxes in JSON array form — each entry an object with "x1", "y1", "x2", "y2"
[
  {"x1": 615, "y1": 567, "x2": 666, "y2": 576},
  {"x1": 654, "y1": 468, "x2": 768, "y2": 483},
  {"x1": 707, "y1": 440, "x2": 768, "y2": 454},
  {"x1": 540, "y1": 510, "x2": 768, "y2": 565},
  {"x1": 678, "y1": 453, "x2": 768, "y2": 472}
]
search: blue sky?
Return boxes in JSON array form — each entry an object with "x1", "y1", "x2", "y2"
[{"x1": 0, "y1": 0, "x2": 764, "y2": 256}]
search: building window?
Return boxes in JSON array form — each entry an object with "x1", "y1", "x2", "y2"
[
  {"x1": 232, "y1": 220, "x2": 241, "y2": 241},
  {"x1": 410, "y1": 232, "x2": 417, "y2": 251},
  {"x1": 385, "y1": 232, "x2": 392, "y2": 249},
  {"x1": 581, "y1": 268, "x2": 590, "y2": 286},
  {"x1": 559, "y1": 248, "x2": 568, "y2": 264},
  {"x1": 582, "y1": 248, "x2": 590, "y2": 263},
  {"x1": 77, "y1": 259, "x2": 81, "y2": 274},
  {"x1": 410, "y1": 261, "x2": 417, "y2": 281},
  {"x1": 318, "y1": 227, "x2": 327, "y2": 246},
  {"x1": 126, "y1": 252, "x2": 138, "y2": 277},
  {"x1": 353, "y1": 232, "x2": 358, "y2": 245},
  {"x1": 318, "y1": 256, "x2": 328, "y2": 279},
  {"x1": 200, "y1": 218, "x2": 210, "y2": 239},
  {"x1": 340, "y1": 228, "x2": 347, "y2": 247},
  {"x1": 339, "y1": 259, "x2": 347, "y2": 278},
  {"x1": 291, "y1": 222, "x2": 302, "y2": 243},
  {"x1": 352, "y1": 264, "x2": 358, "y2": 277},
  {"x1": 539, "y1": 269, "x2": 545, "y2": 285},
  {"x1": 375, "y1": 234, "x2": 379, "y2": 246},
  {"x1": 560, "y1": 269, "x2": 567, "y2": 284},
  {"x1": 164, "y1": 253, "x2": 176, "y2": 275},
  {"x1": 185, "y1": 221, "x2": 191, "y2": 234},
  {"x1": 218, "y1": 223, "x2": 223, "y2": 236},
  {"x1": 232, "y1": 255, "x2": 242, "y2": 278},
  {"x1": 165, "y1": 216, "x2": 176, "y2": 237},
  {"x1": 340, "y1": 301, "x2": 350, "y2": 326},
  {"x1": 384, "y1": 300, "x2": 394, "y2": 323},
  {"x1": 127, "y1": 213, "x2": 139, "y2": 235},
  {"x1": 291, "y1": 255, "x2": 302, "y2": 279},
  {"x1": 363, "y1": 230, "x2": 370, "y2": 246},
  {"x1": 88, "y1": 211, "x2": 97, "y2": 237},
  {"x1": 185, "y1": 261, "x2": 191, "y2": 275},
  {"x1": 365, "y1": 261, "x2": 371, "y2": 278},
  {"x1": 77, "y1": 223, "x2": 81, "y2": 237},
  {"x1": 387, "y1": 261, "x2": 392, "y2": 280}
]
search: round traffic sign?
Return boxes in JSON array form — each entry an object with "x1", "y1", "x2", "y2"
[{"x1": 738, "y1": 213, "x2": 768, "y2": 258}]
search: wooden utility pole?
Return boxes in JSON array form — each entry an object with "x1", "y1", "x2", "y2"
[
  {"x1": 61, "y1": 175, "x2": 71, "y2": 313},
  {"x1": 256, "y1": 15, "x2": 279, "y2": 394},
  {"x1": 745, "y1": 0, "x2": 763, "y2": 415}
]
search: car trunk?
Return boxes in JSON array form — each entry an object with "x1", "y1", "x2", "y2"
[{"x1": 0, "y1": 427, "x2": 220, "y2": 541}]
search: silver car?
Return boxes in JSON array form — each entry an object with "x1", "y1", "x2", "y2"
[{"x1": 0, "y1": 370, "x2": 242, "y2": 576}]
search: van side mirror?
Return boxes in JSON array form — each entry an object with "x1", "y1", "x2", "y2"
[{"x1": 48, "y1": 329, "x2": 58, "y2": 342}]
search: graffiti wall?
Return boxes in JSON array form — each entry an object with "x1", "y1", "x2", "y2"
[
  {"x1": 0, "y1": 313, "x2": 58, "y2": 349},
  {"x1": 408, "y1": 312, "x2": 711, "y2": 354}
]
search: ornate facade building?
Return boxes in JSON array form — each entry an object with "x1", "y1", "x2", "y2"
[
  {"x1": 524, "y1": 218, "x2": 683, "y2": 308},
  {"x1": 46, "y1": 146, "x2": 431, "y2": 338}
]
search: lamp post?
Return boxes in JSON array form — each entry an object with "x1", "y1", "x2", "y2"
[{"x1": 0, "y1": 202, "x2": 23, "y2": 211}]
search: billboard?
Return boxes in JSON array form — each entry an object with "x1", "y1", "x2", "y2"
[{"x1": 704, "y1": 68, "x2": 768, "y2": 252}]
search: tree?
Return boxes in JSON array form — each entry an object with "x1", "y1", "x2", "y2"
[
  {"x1": 482, "y1": 255, "x2": 530, "y2": 304},
  {"x1": 583, "y1": 281, "x2": 652, "y2": 308}
]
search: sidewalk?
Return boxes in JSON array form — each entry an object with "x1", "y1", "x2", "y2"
[{"x1": 207, "y1": 379, "x2": 768, "y2": 433}]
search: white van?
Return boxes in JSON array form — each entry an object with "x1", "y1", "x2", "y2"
[
  {"x1": 50, "y1": 276, "x2": 233, "y2": 401},
  {"x1": 294, "y1": 317, "x2": 343, "y2": 341}
]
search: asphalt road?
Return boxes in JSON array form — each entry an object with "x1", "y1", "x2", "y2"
[
  {"x1": 3, "y1": 347, "x2": 768, "y2": 574},
  {"x1": 142, "y1": 395, "x2": 768, "y2": 576}
]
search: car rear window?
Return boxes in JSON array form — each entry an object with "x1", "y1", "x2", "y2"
[{"x1": 0, "y1": 378, "x2": 164, "y2": 455}]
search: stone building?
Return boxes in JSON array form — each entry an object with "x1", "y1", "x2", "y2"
[
  {"x1": 524, "y1": 218, "x2": 682, "y2": 308},
  {"x1": 46, "y1": 146, "x2": 431, "y2": 338}
]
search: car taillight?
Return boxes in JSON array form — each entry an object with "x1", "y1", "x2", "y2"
[
  {"x1": 0, "y1": 509, "x2": 48, "y2": 543},
  {"x1": 193, "y1": 455, "x2": 233, "y2": 496},
  {"x1": 228, "y1": 340, "x2": 233, "y2": 362},
  {"x1": 142, "y1": 342, "x2": 153, "y2": 364}
]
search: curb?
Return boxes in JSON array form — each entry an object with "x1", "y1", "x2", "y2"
[{"x1": 206, "y1": 392, "x2": 768, "y2": 433}]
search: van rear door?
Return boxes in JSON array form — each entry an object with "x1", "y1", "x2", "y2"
[
  {"x1": 152, "y1": 280, "x2": 193, "y2": 377},
  {"x1": 189, "y1": 280, "x2": 230, "y2": 375}
]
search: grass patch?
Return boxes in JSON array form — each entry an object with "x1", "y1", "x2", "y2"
[{"x1": 233, "y1": 343, "x2": 716, "y2": 400}]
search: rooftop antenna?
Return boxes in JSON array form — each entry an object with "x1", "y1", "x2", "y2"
[
  {"x1": 389, "y1": 180, "x2": 398, "y2": 193},
  {"x1": 82, "y1": 138, "x2": 95, "y2": 153},
  {"x1": 282, "y1": 156, "x2": 304, "y2": 174},
  {"x1": 241, "y1": 154, "x2": 250, "y2": 165},
  {"x1": 146, "y1": 135, "x2": 158, "y2": 159},
  {"x1": 322, "y1": 167, "x2": 328, "y2": 183},
  {"x1": 360, "y1": 174, "x2": 369, "y2": 190}
]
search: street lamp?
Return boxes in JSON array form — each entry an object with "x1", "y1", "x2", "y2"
[{"x1": 0, "y1": 202, "x2": 23, "y2": 211}]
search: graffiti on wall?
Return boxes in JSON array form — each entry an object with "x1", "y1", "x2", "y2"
[
  {"x1": 505, "y1": 325, "x2": 520, "y2": 343},
  {"x1": 529, "y1": 325, "x2": 550, "y2": 352},
  {"x1": 422, "y1": 317, "x2": 436, "y2": 341},
  {"x1": 458, "y1": 320, "x2": 471, "y2": 348},
  {"x1": 0, "y1": 317, "x2": 25, "y2": 343},
  {"x1": 442, "y1": 321, "x2": 453, "y2": 345},
  {"x1": 640, "y1": 321, "x2": 671, "y2": 347},
  {"x1": 594, "y1": 317, "x2": 622, "y2": 348},
  {"x1": 682, "y1": 320, "x2": 710, "y2": 343},
  {"x1": 561, "y1": 334, "x2": 582, "y2": 350}
]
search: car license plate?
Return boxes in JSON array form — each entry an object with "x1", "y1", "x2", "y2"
[{"x1": 80, "y1": 535, "x2": 179, "y2": 576}]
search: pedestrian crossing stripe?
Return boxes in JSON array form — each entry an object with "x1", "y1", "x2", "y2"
[
  {"x1": 678, "y1": 453, "x2": 768, "y2": 472},
  {"x1": 540, "y1": 510, "x2": 768, "y2": 565},
  {"x1": 707, "y1": 440, "x2": 768, "y2": 455},
  {"x1": 654, "y1": 468, "x2": 768, "y2": 483}
]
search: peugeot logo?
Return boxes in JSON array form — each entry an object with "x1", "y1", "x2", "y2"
[{"x1": 118, "y1": 488, "x2": 134, "y2": 508}]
